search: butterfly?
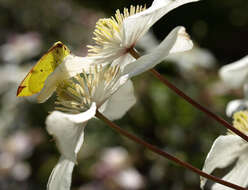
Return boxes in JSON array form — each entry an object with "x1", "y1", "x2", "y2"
[{"x1": 17, "y1": 41, "x2": 70, "y2": 97}]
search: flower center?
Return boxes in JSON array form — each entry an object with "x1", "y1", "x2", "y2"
[
  {"x1": 55, "y1": 65, "x2": 121, "y2": 114},
  {"x1": 231, "y1": 111, "x2": 248, "y2": 135},
  {"x1": 87, "y1": 5, "x2": 146, "y2": 57}
]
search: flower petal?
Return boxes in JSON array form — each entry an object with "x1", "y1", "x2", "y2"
[
  {"x1": 200, "y1": 135, "x2": 248, "y2": 189},
  {"x1": 37, "y1": 55, "x2": 93, "y2": 103},
  {"x1": 45, "y1": 103, "x2": 96, "y2": 162},
  {"x1": 47, "y1": 157, "x2": 75, "y2": 190},
  {"x1": 211, "y1": 154, "x2": 248, "y2": 190},
  {"x1": 219, "y1": 55, "x2": 248, "y2": 89},
  {"x1": 169, "y1": 27, "x2": 193, "y2": 54},
  {"x1": 109, "y1": 74, "x2": 130, "y2": 96},
  {"x1": 123, "y1": 26, "x2": 193, "y2": 77},
  {"x1": 99, "y1": 80, "x2": 136, "y2": 120},
  {"x1": 112, "y1": 54, "x2": 136, "y2": 72},
  {"x1": 226, "y1": 99, "x2": 248, "y2": 117},
  {"x1": 123, "y1": 0, "x2": 199, "y2": 47}
]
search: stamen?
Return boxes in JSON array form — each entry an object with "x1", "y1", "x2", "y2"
[
  {"x1": 88, "y1": 5, "x2": 146, "y2": 57},
  {"x1": 55, "y1": 65, "x2": 122, "y2": 114},
  {"x1": 230, "y1": 111, "x2": 248, "y2": 135}
]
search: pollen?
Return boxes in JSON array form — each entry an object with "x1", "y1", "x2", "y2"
[
  {"x1": 55, "y1": 65, "x2": 121, "y2": 114},
  {"x1": 88, "y1": 5, "x2": 146, "y2": 56},
  {"x1": 231, "y1": 111, "x2": 248, "y2": 135}
]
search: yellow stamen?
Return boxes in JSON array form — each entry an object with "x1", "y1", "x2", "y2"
[
  {"x1": 55, "y1": 65, "x2": 121, "y2": 114},
  {"x1": 88, "y1": 5, "x2": 146, "y2": 56},
  {"x1": 230, "y1": 111, "x2": 248, "y2": 135}
]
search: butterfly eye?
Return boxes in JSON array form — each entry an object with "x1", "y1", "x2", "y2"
[{"x1": 56, "y1": 43, "x2": 63, "y2": 48}]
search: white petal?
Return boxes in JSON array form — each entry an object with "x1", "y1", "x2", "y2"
[
  {"x1": 57, "y1": 102, "x2": 97, "y2": 124},
  {"x1": 99, "y1": 80, "x2": 136, "y2": 120},
  {"x1": 219, "y1": 55, "x2": 248, "y2": 89},
  {"x1": 124, "y1": 26, "x2": 193, "y2": 77},
  {"x1": 37, "y1": 55, "x2": 93, "y2": 103},
  {"x1": 111, "y1": 54, "x2": 136, "y2": 72},
  {"x1": 211, "y1": 153, "x2": 248, "y2": 190},
  {"x1": 47, "y1": 157, "x2": 75, "y2": 190},
  {"x1": 123, "y1": 0, "x2": 199, "y2": 47},
  {"x1": 169, "y1": 27, "x2": 193, "y2": 54},
  {"x1": 45, "y1": 103, "x2": 96, "y2": 162},
  {"x1": 109, "y1": 74, "x2": 130, "y2": 96},
  {"x1": 226, "y1": 99, "x2": 248, "y2": 117},
  {"x1": 200, "y1": 135, "x2": 248, "y2": 189}
]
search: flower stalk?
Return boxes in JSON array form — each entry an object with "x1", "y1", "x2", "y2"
[
  {"x1": 96, "y1": 110, "x2": 247, "y2": 190},
  {"x1": 128, "y1": 48, "x2": 248, "y2": 143}
]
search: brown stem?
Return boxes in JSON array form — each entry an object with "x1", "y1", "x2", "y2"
[
  {"x1": 128, "y1": 48, "x2": 248, "y2": 143},
  {"x1": 96, "y1": 110, "x2": 247, "y2": 190}
]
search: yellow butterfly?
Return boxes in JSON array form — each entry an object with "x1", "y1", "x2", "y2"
[{"x1": 17, "y1": 41, "x2": 70, "y2": 97}]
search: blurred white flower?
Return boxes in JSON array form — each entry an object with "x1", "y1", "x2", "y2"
[
  {"x1": 5, "y1": 132, "x2": 33, "y2": 158},
  {"x1": 11, "y1": 162, "x2": 31, "y2": 181},
  {"x1": 45, "y1": 65, "x2": 136, "y2": 190},
  {"x1": 0, "y1": 130, "x2": 43, "y2": 182},
  {"x1": 0, "y1": 32, "x2": 42, "y2": 64},
  {"x1": 167, "y1": 47, "x2": 215, "y2": 72},
  {"x1": 0, "y1": 152, "x2": 15, "y2": 172},
  {"x1": 0, "y1": 62, "x2": 45, "y2": 183},
  {"x1": 93, "y1": 147, "x2": 129, "y2": 178},
  {"x1": 219, "y1": 55, "x2": 248, "y2": 89},
  {"x1": 200, "y1": 111, "x2": 248, "y2": 190},
  {"x1": 88, "y1": 0, "x2": 198, "y2": 66},
  {"x1": 101, "y1": 147, "x2": 129, "y2": 169},
  {"x1": 114, "y1": 168, "x2": 145, "y2": 190},
  {"x1": 226, "y1": 99, "x2": 248, "y2": 117},
  {"x1": 0, "y1": 64, "x2": 30, "y2": 94},
  {"x1": 0, "y1": 64, "x2": 36, "y2": 138},
  {"x1": 219, "y1": 55, "x2": 248, "y2": 116},
  {"x1": 138, "y1": 31, "x2": 216, "y2": 73},
  {"x1": 80, "y1": 147, "x2": 144, "y2": 190}
]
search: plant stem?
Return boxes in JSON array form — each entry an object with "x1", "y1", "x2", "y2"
[
  {"x1": 96, "y1": 110, "x2": 246, "y2": 190},
  {"x1": 128, "y1": 48, "x2": 248, "y2": 143}
]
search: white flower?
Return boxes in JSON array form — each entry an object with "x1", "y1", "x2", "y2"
[
  {"x1": 226, "y1": 99, "x2": 248, "y2": 117},
  {"x1": 0, "y1": 32, "x2": 42, "y2": 64},
  {"x1": 166, "y1": 47, "x2": 216, "y2": 72},
  {"x1": 88, "y1": 0, "x2": 198, "y2": 66},
  {"x1": 200, "y1": 111, "x2": 248, "y2": 190},
  {"x1": 38, "y1": 26, "x2": 193, "y2": 103},
  {"x1": 45, "y1": 65, "x2": 136, "y2": 190},
  {"x1": 40, "y1": 25, "x2": 195, "y2": 189},
  {"x1": 219, "y1": 55, "x2": 248, "y2": 89}
]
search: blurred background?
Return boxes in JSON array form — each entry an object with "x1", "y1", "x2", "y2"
[{"x1": 0, "y1": 0, "x2": 248, "y2": 189}]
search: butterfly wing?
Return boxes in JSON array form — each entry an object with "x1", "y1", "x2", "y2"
[{"x1": 17, "y1": 41, "x2": 70, "y2": 97}]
